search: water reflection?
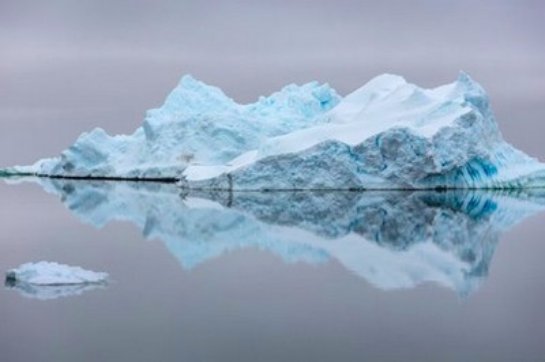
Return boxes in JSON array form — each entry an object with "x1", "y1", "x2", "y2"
[
  {"x1": 10, "y1": 178, "x2": 545, "y2": 296},
  {"x1": 5, "y1": 278, "x2": 107, "y2": 300}
]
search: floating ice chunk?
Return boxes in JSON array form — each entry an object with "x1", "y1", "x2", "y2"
[
  {"x1": 6, "y1": 261, "x2": 108, "y2": 286},
  {"x1": 5, "y1": 261, "x2": 109, "y2": 300}
]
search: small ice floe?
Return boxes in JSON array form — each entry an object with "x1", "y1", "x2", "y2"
[{"x1": 5, "y1": 261, "x2": 108, "y2": 300}]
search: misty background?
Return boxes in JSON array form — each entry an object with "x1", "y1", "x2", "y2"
[{"x1": 1, "y1": 0, "x2": 544, "y2": 167}]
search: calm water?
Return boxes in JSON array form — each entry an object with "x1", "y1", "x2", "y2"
[{"x1": 1, "y1": 178, "x2": 545, "y2": 362}]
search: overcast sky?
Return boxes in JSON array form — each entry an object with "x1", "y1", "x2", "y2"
[{"x1": 1, "y1": 0, "x2": 544, "y2": 165}]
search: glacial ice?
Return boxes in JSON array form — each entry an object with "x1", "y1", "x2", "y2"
[
  {"x1": 5, "y1": 72, "x2": 545, "y2": 189},
  {"x1": 12, "y1": 177, "x2": 545, "y2": 295},
  {"x1": 185, "y1": 73, "x2": 545, "y2": 189},
  {"x1": 11, "y1": 75, "x2": 339, "y2": 180}
]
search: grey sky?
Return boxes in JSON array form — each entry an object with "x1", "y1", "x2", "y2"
[{"x1": 1, "y1": 0, "x2": 544, "y2": 165}]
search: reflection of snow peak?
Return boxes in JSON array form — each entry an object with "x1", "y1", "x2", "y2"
[
  {"x1": 23, "y1": 178, "x2": 545, "y2": 295},
  {"x1": 9, "y1": 72, "x2": 545, "y2": 189},
  {"x1": 5, "y1": 261, "x2": 109, "y2": 300}
]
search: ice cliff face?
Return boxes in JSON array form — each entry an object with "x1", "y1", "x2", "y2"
[
  {"x1": 7, "y1": 72, "x2": 545, "y2": 189},
  {"x1": 14, "y1": 178, "x2": 545, "y2": 295}
]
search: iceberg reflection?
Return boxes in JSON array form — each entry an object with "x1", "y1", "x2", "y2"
[{"x1": 20, "y1": 178, "x2": 545, "y2": 295}]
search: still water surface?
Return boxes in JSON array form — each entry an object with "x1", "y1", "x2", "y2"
[{"x1": 1, "y1": 178, "x2": 545, "y2": 361}]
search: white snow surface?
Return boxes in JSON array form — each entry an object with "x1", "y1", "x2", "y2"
[
  {"x1": 6, "y1": 261, "x2": 108, "y2": 285},
  {"x1": 8, "y1": 72, "x2": 545, "y2": 189}
]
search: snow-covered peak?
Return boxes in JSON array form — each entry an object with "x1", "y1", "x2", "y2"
[
  {"x1": 329, "y1": 73, "x2": 408, "y2": 121},
  {"x1": 145, "y1": 75, "x2": 238, "y2": 126},
  {"x1": 328, "y1": 72, "x2": 482, "y2": 135}
]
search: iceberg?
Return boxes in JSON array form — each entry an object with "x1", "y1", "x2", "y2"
[
  {"x1": 6, "y1": 261, "x2": 109, "y2": 285},
  {"x1": 9, "y1": 177, "x2": 545, "y2": 295},
  {"x1": 5, "y1": 261, "x2": 108, "y2": 299},
  {"x1": 5, "y1": 261, "x2": 108, "y2": 300},
  {"x1": 4, "y1": 72, "x2": 545, "y2": 189}
]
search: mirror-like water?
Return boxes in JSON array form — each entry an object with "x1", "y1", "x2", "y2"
[{"x1": 1, "y1": 178, "x2": 545, "y2": 361}]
